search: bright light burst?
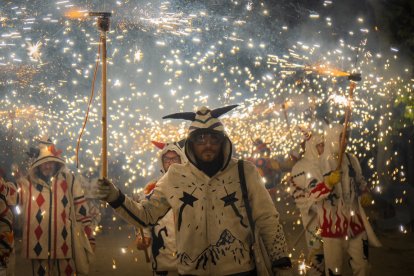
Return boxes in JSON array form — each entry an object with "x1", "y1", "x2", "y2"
[{"x1": 0, "y1": 0, "x2": 413, "y2": 266}]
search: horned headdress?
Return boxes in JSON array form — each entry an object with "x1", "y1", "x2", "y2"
[
  {"x1": 162, "y1": 105, "x2": 238, "y2": 170},
  {"x1": 162, "y1": 105, "x2": 238, "y2": 135}
]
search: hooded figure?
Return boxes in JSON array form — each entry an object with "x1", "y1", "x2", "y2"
[
  {"x1": 290, "y1": 133, "x2": 326, "y2": 275},
  {"x1": 98, "y1": 105, "x2": 291, "y2": 275},
  {"x1": 319, "y1": 124, "x2": 381, "y2": 276},
  {"x1": 135, "y1": 140, "x2": 187, "y2": 275},
  {"x1": 5, "y1": 140, "x2": 94, "y2": 275},
  {"x1": 248, "y1": 138, "x2": 298, "y2": 204}
]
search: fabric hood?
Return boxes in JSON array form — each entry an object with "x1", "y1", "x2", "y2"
[
  {"x1": 303, "y1": 133, "x2": 324, "y2": 161},
  {"x1": 324, "y1": 123, "x2": 343, "y2": 156},
  {"x1": 28, "y1": 140, "x2": 65, "y2": 173},
  {"x1": 152, "y1": 140, "x2": 188, "y2": 174},
  {"x1": 163, "y1": 105, "x2": 237, "y2": 172}
]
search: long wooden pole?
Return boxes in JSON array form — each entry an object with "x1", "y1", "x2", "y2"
[
  {"x1": 101, "y1": 32, "x2": 108, "y2": 179},
  {"x1": 336, "y1": 82, "x2": 356, "y2": 170}
]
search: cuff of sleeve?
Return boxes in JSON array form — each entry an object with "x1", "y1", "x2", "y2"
[{"x1": 109, "y1": 192, "x2": 125, "y2": 209}]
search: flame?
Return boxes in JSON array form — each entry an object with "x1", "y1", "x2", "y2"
[
  {"x1": 308, "y1": 64, "x2": 350, "y2": 77},
  {"x1": 65, "y1": 10, "x2": 88, "y2": 20}
]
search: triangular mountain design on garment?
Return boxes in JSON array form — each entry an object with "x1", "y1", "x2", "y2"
[{"x1": 177, "y1": 229, "x2": 250, "y2": 270}]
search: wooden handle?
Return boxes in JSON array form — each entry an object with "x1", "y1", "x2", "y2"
[
  {"x1": 337, "y1": 82, "x2": 356, "y2": 170},
  {"x1": 138, "y1": 227, "x2": 151, "y2": 263}
]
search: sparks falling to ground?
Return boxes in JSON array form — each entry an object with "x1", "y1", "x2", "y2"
[{"x1": 1, "y1": 0, "x2": 413, "y2": 271}]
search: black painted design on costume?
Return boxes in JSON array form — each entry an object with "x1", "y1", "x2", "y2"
[
  {"x1": 220, "y1": 186, "x2": 247, "y2": 228},
  {"x1": 177, "y1": 188, "x2": 198, "y2": 231},
  {"x1": 177, "y1": 229, "x2": 249, "y2": 270},
  {"x1": 151, "y1": 225, "x2": 168, "y2": 271}
]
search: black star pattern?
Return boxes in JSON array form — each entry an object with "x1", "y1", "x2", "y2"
[
  {"x1": 178, "y1": 190, "x2": 198, "y2": 231},
  {"x1": 221, "y1": 188, "x2": 247, "y2": 228}
]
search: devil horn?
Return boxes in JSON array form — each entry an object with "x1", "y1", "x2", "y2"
[
  {"x1": 151, "y1": 141, "x2": 166, "y2": 150},
  {"x1": 162, "y1": 112, "x2": 196, "y2": 121},
  {"x1": 210, "y1": 105, "x2": 238, "y2": 118}
]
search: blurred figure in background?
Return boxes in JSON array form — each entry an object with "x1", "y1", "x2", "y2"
[
  {"x1": 2, "y1": 139, "x2": 95, "y2": 276},
  {"x1": 134, "y1": 140, "x2": 187, "y2": 276}
]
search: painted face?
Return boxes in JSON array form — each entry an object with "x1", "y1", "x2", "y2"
[
  {"x1": 191, "y1": 132, "x2": 224, "y2": 162},
  {"x1": 38, "y1": 161, "x2": 57, "y2": 177},
  {"x1": 162, "y1": 150, "x2": 181, "y2": 171},
  {"x1": 316, "y1": 142, "x2": 325, "y2": 155}
]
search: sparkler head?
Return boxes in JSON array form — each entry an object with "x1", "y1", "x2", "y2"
[
  {"x1": 96, "y1": 13, "x2": 111, "y2": 32},
  {"x1": 65, "y1": 10, "x2": 111, "y2": 31},
  {"x1": 88, "y1": 12, "x2": 112, "y2": 18},
  {"x1": 348, "y1": 73, "x2": 362, "y2": 82}
]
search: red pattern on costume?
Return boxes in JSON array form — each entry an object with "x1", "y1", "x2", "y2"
[
  {"x1": 13, "y1": 172, "x2": 93, "y2": 259},
  {"x1": 48, "y1": 145, "x2": 62, "y2": 157},
  {"x1": 309, "y1": 183, "x2": 331, "y2": 198},
  {"x1": 144, "y1": 182, "x2": 157, "y2": 195},
  {"x1": 349, "y1": 214, "x2": 364, "y2": 235}
]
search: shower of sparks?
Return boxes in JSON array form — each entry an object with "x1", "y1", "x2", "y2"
[
  {"x1": 27, "y1": 41, "x2": 43, "y2": 62},
  {"x1": 1, "y1": 0, "x2": 413, "y2": 265}
]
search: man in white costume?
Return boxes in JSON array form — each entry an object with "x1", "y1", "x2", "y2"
[
  {"x1": 290, "y1": 133, "x2": 326, "y2": 275},
  {"x1": 319, "y1": 124, "x2": 381, "y2": 276}
]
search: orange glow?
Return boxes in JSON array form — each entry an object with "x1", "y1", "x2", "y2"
[
  {"x1": 0, "y1": 106, "x2": 43, "y2": 120},
  {"x1": 65, "y1": 10, "x2": 88, "y2": 20},
  {"x1": 308, "y1": 64, "x2": 350, "y2": 77}
]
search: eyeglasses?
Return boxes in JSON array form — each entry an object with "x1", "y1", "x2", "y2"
[
  {"x1": 162, "y1": 156, "x2": 181, "y2": 163},
  {"x1": 191, "y1": 132, "x2": 225, "y2": 145}
]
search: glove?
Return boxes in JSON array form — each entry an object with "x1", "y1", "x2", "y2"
[
  {"x1": 135, "y1": 236, "x2": 152, "y2": 250},
  {"x1": 272, "y1": 257, "x2": 293, "y2": 276},
  {"x1": 325, "y1": 170, "x2": 341, "y2": 189},
  {"x1": 360, "y1": 192, "x2": 373, "y2": 207},
  {"x1": 97, "y1": 178, "x2": 119, "y2": 203}
]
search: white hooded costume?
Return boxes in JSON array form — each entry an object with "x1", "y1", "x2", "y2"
[
  {"x1": 319, "y1": 124, "x2": 380, "y2": 276},
  {"x1": 108, "y1": 105, "x2": 290, "y2": 275},
  {"x1": 5, "y1": 140, "x2": 94, "y2": 275},
  {"x1": 137, "y1": 140, "x2": 187, "y2": 274},
  {"x1": 290, "y1": 134, "x2": 325, "y2": 275}
]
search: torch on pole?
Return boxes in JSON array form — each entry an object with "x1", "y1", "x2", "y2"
[
  {"x1": 89, "y1": 12, "x2": 150, "y2": 263},
  {"x1": 92, "y1": 12, "x2": 111, "y2": 180},
  {"x1": 336, "y1": 73, "x2": 361, "y2": 170}
]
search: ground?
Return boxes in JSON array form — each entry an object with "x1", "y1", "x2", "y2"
[{"x1": 13, "y1": 207, "x2": 414, "y2": 276}]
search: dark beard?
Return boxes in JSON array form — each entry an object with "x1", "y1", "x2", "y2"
[{"x1": 195, "y1": 153, "x2": 224, "y2": 177}]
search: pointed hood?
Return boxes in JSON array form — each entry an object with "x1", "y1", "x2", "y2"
[
  {"x1": 152, "y1": 139, "x2": 188, "y2": 174},
  {"x1": 303, "y1": 133, "x2": 324, "y2": 161},
  {"x1": 324, "y1": 123, "x2": 343, "y2": 156},
  {"x1": 163, "y1": 105, "x2": 237, "y2": 171},
  {"x1": 28, "y1": 139, "x2": 65, "y2": 172}
]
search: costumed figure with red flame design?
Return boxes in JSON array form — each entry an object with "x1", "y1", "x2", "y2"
[
  {"x1": 289, "y1": 132, "x2": 326, "y2": 276},
  {"x1": 314, "y1": 124, "x2": 381, "y2": 276}
]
